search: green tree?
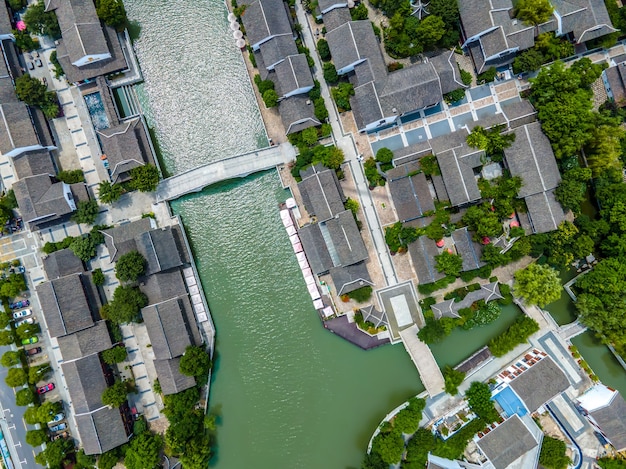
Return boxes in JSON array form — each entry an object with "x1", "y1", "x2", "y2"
[
  {"x1": 443, "y1": 365, "x2": 465, "y2": 395},
  {"x1": 97, "y1": 449, "x2": 120, "y2": 469},
  {"x1": 49, "y1": 50, "x2": 64, "y2": 78},
  {"x1": 300, "y1": 127, "x2": 319, "y2": 146},
  {"x1": 104, "y1": 285, "x2": 148, "y2": 324},
  {"x1": 95, "y1": 0, "x2": 128, "y2": 31},
  {"x1": 463, "y1": 300, "x2": 501, "y2": 329},
  {"x1": 102, "y1": 380, "x2": 128, "y2": 407},
  {"x1": 514, "y1": 263, "x2": 562, "y2": 307},
  {"x1": 417, "y1": 317, "x2": 455, "y2": 344},
  {"x1": 465, "y1": 381, "x2": 499, "y2": 423},
  {"x1": 513, "y1": 48, "x2": 545, "y2": 74},
  {"x1": 178, "y1": 432, "x2": 212, "y2": 469},
  {"x1": 23, "y1": 0, "x2": 61, "y2": 38},
  {"x1": 165, "y1": 410, "x2": 204, "y2": 454},
  {"x1": 115, "y1": 251, "x2": 146, "y2": 282},
  {"x1": 371, "y1": 429, "x2": 404, "y2": 465},
  {"x1": 24, "y1": 406, "x2": 40, "y2": 425},
  {"x1": 37, "y1": 401, "x2": 62, "y2": 423},
  {"x1": 28, "y1": 362, "x2": 52, "y2": 384},
  {"x1": 129, "y1": 164, "x2": 160, "y2": 192},
  {"x1": 102, "y1": 345, "x2": 127, "y2": 365},
  {"x1": 539, "y1": 436, "x2": 571, "y2": 469},
  {"x1": 75, "y1": 449, "x2": 96, "y2": 469},
  {"x1": 317, "y1": 38, "x2": 331, "y2": 61},
  {"x1": 56, "y1": 169, "x2": 85, "y2": 184},
  {"x1": 0, "y1": 273, "x2": 27, "y2": 298},
  {"x1": 14, "y1": 74, "x2": 48, "y2": 106},
  {"x1": 16, "y1": 387, "x2": 35, "y2": 406},
  {"x1": 463, "y1": 204, "x2": 502, "y2": 239},
  {"x1": 345, "y1": 198, "x2": 360, "y2": 215},
  {"x1": 331, "y1": 82, "x2": 354, "y2": 112},
  {"x1": 162, "y1": 387, "x2": 200, "y2": 421},
  {"x1": 179, "y1": 345, "x2": 212, "y2": 377},
  {"x1": 323, "y1": 62, "x2": 339, "y2": 84},
  {"x1": 35, "y1": 438, "x2": 73, "y2": 469},
  {"x1": 26, "y1": 429, "x2": 49, "y2": 447},
  {"x1": 92, "y1": 268, "x2": 106, "y2": 286},
  {"x1": 98, "y1": 181, "x2": 124, "y2": 204},
  {"x1": 124, "y1": 432, "x2": 163, "y2": 469},
  {"x1": 415, "y1": 15, "x2": 446, "y2": 48},
  {"x1": 8, "y1": 0, "x2": 27, "y2": 11},
  {"x1": 598, "y1": 458, "x2": 626, "y2": 469},
  {"x1": 488, "y1": 315, "x2": 540, "y2": 356},
  {"x1": 1, "y1": 350, "x2": 23, "y2": 368},
  {"x1": 515, "y1": 0, "x2": 554, "y2": 25},
  {"x1": 262, "y1": 89, "x2": 279, "y2": 108},
  {"x1": 555, "y1": 167, "x2": 592, "y2": 214},
  {"x1": 0, "y1": 311, "x2": 10, "y2": 329},
  {"x1": 70, "y1": 235, "x2": 99, "y2": 262},
  {"x1": 435, "y1": 251, "x2": 463, "y2": 277},
  {"x1": 393, "y1": 397, "x2": 425, "y2": 434},
  {"x1": 13, "y1": 29, "x2": 38, "y2": 52},
  {"x1": 16, "y1": 322, "x2": 40, "y2": 340},
  {"x1": 347, "y1": 285, "x2": 373, "y2": 302},
  {"x1": 72, "y1": 200, "x2": 99, "y2": 225},
  {"x1": 375, "y1": 148, "x2": 394, "y2": 165},
  {"x1": 0, "y1": 330, "x2": 14, "y2": 346},
  {"x1": 5, "y1": 367, "x2": 27, "y2": 387},
  {"x1": 585, "y1": 115, "x2": 625, "y2": 178}
]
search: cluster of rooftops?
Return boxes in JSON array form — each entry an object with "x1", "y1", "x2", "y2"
[{"x1": 36, "y1": 218, "x2": 205, "y2": 455}]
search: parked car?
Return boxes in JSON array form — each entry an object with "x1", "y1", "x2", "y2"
[
  {"x1": 9, "y1": 266, "x2": 25, "y2": 274},
  {"x1": 49, "y1": 423, "x2": 66, "y2": 432},
  {"x1": 26, "y1": 62, "x2": 34, "y2": 70},
  {"x1": 37, "y1": 383, "x2": 54, "y2": 394},
  {"x1": 48, "y1": 413, "x2": 65, "y2": 424},
  {"x1": 35, "y1": 59, "x2": 42, "y2": 67},
  {"x1": 15, "y1": 317, "x2": 34, "y2": 327},
  {"x1": 21, "y1": 336, "x2": 38, "y2": 345},
  {"x1": 12, "y1": 309, "x2": 32, "y2": 319},
  {"x1": 10, "y1": 300, "x2": 29, "y2": 310},
  {"x1": 25, "y1": 347, "x2": 41, "y2": 357}
]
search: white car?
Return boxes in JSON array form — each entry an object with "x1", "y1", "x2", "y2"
[
  {"x1": 12, "y1": 309, "x2": 32, "y2": 320},
  {"x1": 15, "y1": 317, "x2": 34, "y2": 327}
]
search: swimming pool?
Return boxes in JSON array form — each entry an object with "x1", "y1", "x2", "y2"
[
  {"x1": 493, "y1": 386, "x2": 527, "y2": 418},
  {"x1": 84, "y1": 92, "x2": 110, "y2": 130}
]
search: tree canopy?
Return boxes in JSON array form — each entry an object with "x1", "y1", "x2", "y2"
[
  {"x1": 115, "y1": 251, "x2": 146, "y2": 282},
  {"x1": 103, "y1": 285, "x2": 148, "y2": 324},
  {"x1": 515, "y1": 0, "x2": 554, "y2": 25},
  {"x1": 539, "y1": 436, "x2": 571, "y2": 469},
  {"x1": 443, "y1": 365, "x2": 465, "y2": 395},
  {"x1": 1, "y1": 350, "x2": 23, "y2": 368},
  {"x1": 129, "y1": 164, "x2": 160, "y2": 192},
  {"x1": 5, "y1": 367, "x2": 27, "y2": 387},
  {"x1": 179, "y1": 345, "x2": 212, "y2": 377},
  {"x1": 72, "y1": 200, "x2": 100, "y2": 225},
  {"x1": 125, "y1": 430, "x2": 163, "y2": 469},
  {"x1": 26, "y1": 429, "x2": 49, "y2": 446},
  {"x1": 435, "y1": 251, "x2": 463, "y2": 277},
  {"x1": 102, "y1": 380, "x2": 129, "y2": 407},
  {"x1": 514, "y1": 263, "x2": 562, "y2": 307},
  {"x1": 98, "y1": 181, "x2": 124, "y2": 204},
  {"x1": 35, "y1": 438, "x2": 73, "y2": 469},
  {"x1": 95, "y1": 0, "x2": 128, "y2": 31},
  {"x1": 465, "y1": 381, "x2": 499, "y2": 423},
  {"x1": 102, "y1": 345, "x2": 127, "y2": 365},
  {"x1": 24, "y1": 0, "x2": 61, "y2": 38}
]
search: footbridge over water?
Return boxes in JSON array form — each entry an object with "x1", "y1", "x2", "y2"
[{"x1": 156, "y1": 143, "x2": 296, "y2": 202}]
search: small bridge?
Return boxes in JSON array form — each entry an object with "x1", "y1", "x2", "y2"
[{"x1": 156, "y1": 143, "x2": 296, "y2": 202}]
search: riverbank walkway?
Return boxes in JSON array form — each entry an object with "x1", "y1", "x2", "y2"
[
  {"x1": 156, "y1": 142, "x2": 297, "y2": 202},
  {"x1": 399, "y1": 325, "x2": 445, "y2": 396}
]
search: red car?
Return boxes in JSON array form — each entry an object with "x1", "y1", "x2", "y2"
[{"x1": 37, "y1": 383, "x2": 55, "y2": 394}]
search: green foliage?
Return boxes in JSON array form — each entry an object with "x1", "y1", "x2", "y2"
[
  {"x1": 420, "y1": 154, "x2": 440, "y2": 176},
  {"x1": 351, "y1": 3, "x2": 369, "y2": 20},
  {"x1": 488, "y1": 315, "x2": 540, "y2": 357},
  {"x1": 5, "y1": 367, "x2": 27, "y2": 387},
  {"x1": 95, "y1": 0, "x2": 128, "y2": 31},
  {"x1": 435, "y1": 250, "x2": 463, "y2": 277},
  {"x1": 513, "y1": 48, "x2": 545, "y2": 74},
  {"x1": 384, "y1": 14, "x2": 446, "y2": 58},
  {"x1": 104, "y1": 285, "x2": 148, "y2": 324},
  {"x1": 393, "y1": 397, "x2": 425, "y2": 434},
  {"x1": 262, "y1": 89, "x2": 279, "y2": 108},
  {"x1": 290, "y1": 143, "x2": 344, "y2": 177},
  {"x1": 16, "y1": 387, "x2": 35, "y2": 406},
  {"x1": 24, "y1": 0, "x2": 61, "y2": 38},
  {"x1": 428, "y1": 0, "x2": 460, "y2": 47},
  {"x1": 0, "y1": 330, "x2": 14, "y2": 346},
  {"x1": 417, "y1": 317, "x2": 456, "y2": 344},
  {"x1": 539, "y1": 436, "x2": 571, "y2": 469},
  {"x1": 585, "y1": 112, "x2": 625, "y2": 178},
  {"x1": 1, "y1": 350, "x2": 23, "y2": 368},
  {"x1": 598, "y1": 458, "x2": 626, "y2": 469},
  {"x1": 466, "y1": 124, "x2": 515, "y2": 159},
  {"x1": 102, "y1": 380, "x2": 128, "y2": 407},
  {"x1": 102, "y1": 345, "x2": 127, "y2": 365},
  {"x1": 515, "y1": 0, "x2": 554, "y2": 25},
  {"x1": 26, "y1": 429, "x2": 49, "y2": 447},
  {"x1": 465, "y1": 381, "x2": 499, "y2": 423},
  {"x1": 346, "y1": 286, "x2": 373, "y2": 303},
  {"x1": 129, "y1": 164, "x2": 160, "y2": 192},
  {"x1": 417, "y1": 275, "x2": 455, "y2": 294},
  {"x1": 16, "y1": 322, "x2": 40, "y2": 340},
  {"x1": 0, "y1": 272, "x2": 25, "y2": 299},
  {"x1": 514, "y1": 263, "x2": 562, "y2": 306},
  {"x1": 476, "y1": 67, "x2": 497, "y2": 84},
  {"x1": 70, "y1": 234, "x2": 99, "y2": 262},
  {"x1": 444, "y1": 88, "x2": 466, "y2": 104},
  {"x1": 463, "y1": 204, "x2": 502, "y2": 239},
  {"x1": 331, "y1": 82, "x2": 354, "y2": 112},
  {"x1": 323, "y1": 62, "x2": 339, "y2": 84},
  {"x1": 463, "y1": 300, "x2": 501, "y2": 329},
  {"x1": 56, "y1": 169, "x2": 84, "y2": 184},
  {"x1": 371, "y1": 428, "x2": 404, "y2": 465},
  {"x1": 0, "y1": 311, "x2": 9, "y2": 330},
  {"x1": 555, "y1": 167, "x2": 591, "y2": 214},
  {"x1": 71, "y1": 200, "x2": 99, "y2": 225},
  {"x1": 8, "y1": 0, "x2": 27, "y2": 11},
  {"x1": 124, "y1": 432, "x2": 163, "y2": 469},
  {"x1": 179, "y1": 345, "x2": 212, "y2": 377},
  {"x1": 162, "y1": 387, "x2": 200, "y2": 421},
  {"x1": 254, "y1": 75, "x2": 274, "y2": 94},
  {"x1": 13, "y1": 29, "x2": 38, "y2": 52},
  {"x1": 92, "y1": 268, "x2": 105, "y2": 287},
  {"x1": 28, "y1": 363, "x2": 52, "y2": 384},
  {"x1": 97, "y1": 450, "x2": 120, "y2": 469},
  {"x1": 75, "y1": 449, "x2": 96, "y2": 469},
  {"x1": 14, "y1": 74, "x2": 59, "y2": 118},
  {"x1": 364, "y1": 158, "x2": 385, "y2": 187},
  {"x1": 35, "y1": 438, "x2": 73, "y2": 468},
  {"x1": 345, "y1": 198, "x2": 360, "y2": 215},
  {"x1": 375, "y1": 148, "x2": 394, "y2": 165},
  {"x1": 115, "y1": 251, "x2": 146, "y2": 282},
  {"x1": 317, "y1": 38, "x2": 331, "y2": 61},
  {"x1": 98, "y1": 181, "x2": 124, "y2": 204},
  {"x1": 314, "y1": 96, "x2": 329, "y2": 121},
  {"x1": 443, "y1": 365, "x2": 465, "y2": 395},
  {"x1": 49, "y1": 50, "x2": 64, "y2": 78}
]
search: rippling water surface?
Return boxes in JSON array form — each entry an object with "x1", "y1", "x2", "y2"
[{"x1": 126, "y1": 1, "x2": 423, "y2": 467}]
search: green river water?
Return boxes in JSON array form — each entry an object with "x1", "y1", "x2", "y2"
[{"x1": 125, "y1": 1, "x2": 626, "y2": 467}]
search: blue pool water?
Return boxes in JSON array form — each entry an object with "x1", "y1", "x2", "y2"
[
  {"x1": 493, "y1": 386, "x2": 527, "y2": 418},
  {"x1": 84, "y1": 92, "x2": 110, "y2": 130}
]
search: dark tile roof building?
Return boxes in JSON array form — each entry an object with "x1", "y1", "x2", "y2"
[
  {"x1": 477, "y1": 415, "x2": 540, "y2": 469},
  {"x1": 102, "y1": 218, "x2": 154, "y2": 262},
  {"x1": 321, "y1": 6, "x2": 352, "y2": 33},
  {"x1": 239, "y1": 0, "x2": 293, "y2": 50},
  {"x1": 388, "y1": 169, "x2": 435, "y2": 222},
  {"x1": 317, "y1": 0, "x2": 348, "y2": 15},
  {"x1": 298, "y1": 164, "x2": 345, "y2": 222},
  {"x1": 135, "y1": 227, "x2": 185, "y2": 276},
  {"x1": 431, "y1": 282, "x2": 502, "y2": 319},
  {"x1": 0, "y1": 102, "x2": 42, "y2": 157},
  {"x1": 258, "y1": 35, "x2": 298, "y2": 70},
  {"x1": 36, "y1": 273, "x2": 100, "y2": 338},
  {"x1": 603, "y1": 61, "x2": 626, "y2": 106},
  {"x1": 408, "y1": 236, "x2": 446, "y2": 285},
  {"x1": 274, "y1": 54, "x2": 315, "y2": 98},
  {"x1": 57, "y1": 321, "x2": 112, "y2": 362},
  {"x1": 451, "y1": 227, "x2": 485, "y2": 272},
  {"x1": 508, "y1": 356, "x2": 569, "y2": 412},
  {"x1": 278, "y1": 95, "x2": 321, "y2": 135},
  {"x1": 360, "y1": 304, "x2": 388, "y2": 329},
  {"x1": 0, "y1": 1, "x2": 11, "y2": 37},
  {"x1": 75, "y1": 407, "x2": 129, "y2": 455},
  {"x1": 140, "y1": 269, "x2": 188, "y2": 306},
  {"x1": 504, "y1": 122, "x2": 564, "y2": 233},
  {"x1": 298, "y1": 223, "x2": 334, "y2": 274},
  {"x1": 11, "y1": 149, "x2": 56, "y2": 180},
  {"x1": 578, "y1": 385, "x2": 626, "y2": 451},
  {"x1": 329, "y1": 262, "x2": 373, "y2": 296},
  {"x1": 154, "y1": 357, "x2": 196, "y2": 396},
  {"x1": 43, "y1": 248, "x2": 84, "y2": 280}
]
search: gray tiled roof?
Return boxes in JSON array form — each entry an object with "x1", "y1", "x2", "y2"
[
  {"x1": 140, "y1": 269, "x2": 188, "y2": 306},
  {"x1": 329, "y1": 262, "x2": 373, "y2": 296},
  {"x1": 36, "y1": 273, "x2": 98, "y2": 338},
  {"x1": 389, "y1": 171, "x2": 435, "y2": 222},
  {"x1": 604, "y1": 63, "x2": 626, "y2": 105},
  {"x1": 428, "y1": 51, "x2": 466, "y2": 95},
  {"x1": 274, "y1": 54, "x2": 314, "y2": 97},
  {"x1": 505, "y1": 122, "x2": 561, "y2": 198},
  {"x1": 501, "y1": 99, "x2": 537, "y2": 128},
  {"x1": 142, "y1": 296, "x2": 201, "y2": 360},
  {"x1": 589, "y1": 391, "x2": 626, "y2": 451},
  {"x1": 351, "y1": 81, "x2": 385, "y2": 131},
  {"x1": 43, "y1": 248, "x2": 84, "y2": 280},
  {"x1": 97, "y1": 118, "x2": 149, "y2": 183},
  {"x1": 57, "y1": 321, "x2": 112, "y2": 362},
  {"x1": 325, "y1": 21, "x2": 374, "y2": 72},
  {"x1": 12, "y1": 149, "x2": 56, "y2": 180},
  {"x1": 136, "y1": 227, "x2": 184, "y2": 276},
  {"x1": 298, "y1": 223, "x2": 334, "y2": 274},
  {"x1": 477, "y1": 415, "x2": 539, "y2": 469},
  {"x1": 378, "y1": 62, "x2": 442, "y2": 117},
  {"x1": 431, "y1": 282, "x2": 502, "y2": 319},
  {"x1": 102, "y1": 218, "x2": 153, "y2": 262},
  {"x1": 552, "y1": 0, "x2": 617, "y2": 43},
  {"x1": 458, "y1": 0, "x2": 494, "y2": 39},
  {"x1": 451, "y1": 227, "x2": 485, "y2": 272},
  {"x1": 524, "y1": 190, "x2": 565, "y2": 234},
  {"x1": 318, "y1": 0, "x2": 347, "y2": 14},
  {"x1": 297, "y1": 165, "x2": 345, "y2": 222},
  {"x1": 258, "y1": 35, "x2": 298, "y2": 69},
  {"x1": 509, "y1": 356, "x2": 569, "y2": 412},
  {"x1": 360, "y1": 304, "x2": 388, "y2": 328},
  {"x1": 75, "y1": 407, "x2": 129, "y2": 455},
  {"x1": 13, "y1": 175, "x2": 74, "y2": 225},
  {"x1": 240, "y1": 0, "x2": 292, "y2": 48},
  {"x1": 0, "y1": 102, "x2": 39, "y2": 156},
  {"x1": 480, "y1": 28, "x2": 509, "y2": 60},
  {"x1": 278, "y1": 94, "x2": 321, "y2": 134},
  {"x1": 321, "y1": 6, "x2": 352, "y2": 33},
  {"x1": 154, "y1": 357, "x2": 196, "y2": 395},
  {"x1": 0, "y1": 1, "x2": 11, "y2": 35},
  {"x1": 0, "y1": 56, "x2": 17, "y2": 104},
  {"x1": 431, "y1": 299, "x2": 460, "y2": 319},
  {"x1": 61, "y1": 354, "x2": 109, "y2": 414},
  {"x1": 325, "y1": 210, "x2": 368, "y2": 266},
  {"x1": 408, "y1": 236, "x2": 445, "y2": 284}
]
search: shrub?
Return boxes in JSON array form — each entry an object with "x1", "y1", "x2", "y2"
[
  {"x1": 443, "y1": 365, "x2": 465, "y2": 395},
  {"x1": 364, "y1": 158, "x2": 384, "y2": 187},
  {"x1": 393, "y1": 397, "x2": 425, "y2": 434},
  {"x1": 445, "y1": 88, "x2": 466, "y2": 104},
  {"x1": 477, "y1": 67, "x2": 497, "y2": 84},
  {"x1": 323, "y1": 62, "x2": 339, "y2": 84},
  {"x1": 92, "y1": 268, "x2": 105, "y2": 286},
  {"x1": 102, "y1": 345, "x2": 127, "y2": 365},
  {"x1": 129, "y1": 164, "x2": 160, "y2": 192},
  {"x1": 72, "y1": 200, "x2": 99, "y2": 225},
  {"x1": 488, "y1": 315, "x2": 539, "y2": 357},
  {"x1": 317, "y1": 38, "x2": 331, "y2": 61},
  {"x1": 539, "y1": 436, "x2": 571, "y2": 469},
  {"x1": 102, "y1": 380, "x2": 128, "y2": 407},
  {"x1": 459, "y1": 67, "x2": 472, "y2": 86},
  {"x1": 466, "y1": 381, "x2": 499, "y2": 423},
  {"x1": 16, "y1": 388, "x2": 35, "y2": 406},
  {"x1": 115, "y1": 251, "x2": 146, "y2": 282},
  {"x1": 346, "y1": 286, "x2": 372, "y2": 303},
  {"x1": 331, "y1": 82, "x2": 354, "y2": 112},
  {"x1": 419, "y1": 154, "x2": 440, "y2": 176},
  {"x1": 179, "y1": 345, "x2": 212, "y2": 377},
  {"x1": 262, "y1": 89, "x2": 279, "y2": 108},
  {"x1": 375, "y1": 148, "x2": 394, "y2": 165},
  {"x1": 56, "y1": 169, "x2": 84, "y2": 184}
]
